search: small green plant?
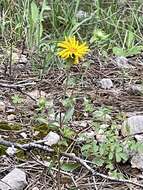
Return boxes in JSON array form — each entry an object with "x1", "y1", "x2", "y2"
[
  {"x1": 11, "y1": 94, "x2": 23, "y2": 104},
  {"x1": 113, "y1": 30, "x2": 143, "y2": 57},
  {"x1": 81, "y1": 123, "x2": 128, "y2": 171},
  {"x1": 35, "y1": 97, "x2": 55, "y2": 125},
  {"x1": 90, "y1": 29, "x2": 109, "y2": 44}
]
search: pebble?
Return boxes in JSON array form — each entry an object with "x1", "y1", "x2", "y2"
[
  {"x1": 44, "y1": 131, "x2": 60, "y2": 146},
  {"x1": 0, "y1": 168, "x2": 27, "y2": 190},
  {"x1": 7, "y1": 114, "x2": 16, "y2": 121},
  {"x1": 100, "y1": 78, "x2": 113, "y2": 89},
  {"x1": 0, "y1": 101, "x2": 5, "y2": 112},
  {"x1": 121, "y1": 115, "x2": 143, "y2": 136}
]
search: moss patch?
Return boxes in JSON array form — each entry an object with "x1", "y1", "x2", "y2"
[{"x1": 0, "y1": 122, "x2": 22, "y2": 131}]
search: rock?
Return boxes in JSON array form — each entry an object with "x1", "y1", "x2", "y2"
[
  {"x1": 121, "y1": 115, "x2": 143, "y2": 136},
  {"x1": 28, "y1": 90, "x2": 47, "y2": 100},
  {"x1": 0, "y1": 101, "x2": 6, "y2": 112},
  {"x1": 100, "y1": 78, "x2": 113, "y2": 89},
  {"x1": 76, "y1": 10, "x2": 87, "y2": 19},
  {"x1": 6, "y1": 106, "x2": 16, "y2": 114},
  {"x1": 0, "y1": 168, "x2": 27, "y2": 190},
  {"x1": 20, "y1": 132, "x2": 27, "y2": 139},
  {"x1": 43, "y1": 131, "x2": 60, "y2": 146},
  {"x1": 7, "y1": 114, "x2": 16, "y2": 121},
  {"x1": 131, "y1": 153, "x2": 143, "y2": 170},
  {"x1": 6, "y1": 146, "x2": 17, "y2": 156},
  {"x1": 115, "y1": 56, "x2": 134, "y2": 68},
  {"x1": 127, "y1": 85, "x2": 143, "y2": 96},
  {"x1": 32, "y1": 187, "x2": 39, "y2": 190},
  {"x1": 7, "y1": 51, "x2": 28, "y2": 64},
  {"x1": 19, "y1": 55, "x2": 28, "y2": 64},
  {"x1": 135, "y1": 135, "x2": 143, "y2": 143},
  {"x1": 117, "y1": 0, "x2": 128, "y2": 6}
]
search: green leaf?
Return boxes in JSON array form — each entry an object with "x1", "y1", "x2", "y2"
[
  {"x1": 31, "y1": 1, "x2": 39, "y2": 23},
  {"x1": 36, "y1": 117, "x2": 48, "y2": 124},
  {"x1": 63, "y1": 107, "x2": 74, "y2": 123},
  {"x1": 11, "y1": 95, "x2": 23, "y2": 104},
  {"x1": 115, "y1": 152, "x2": 122, "y2": 162},
  {"x1": 112, "y1": 47, "x2": 126, "y2": 56},
  {"x1": 92, "y1": 142, "x2": 98, "y2": 154},
  {"x1": 120, "y1": 152, "x2": 128, "y2": 161},
  {"x1": 108, "y1": 152, "x2": 114, "y2": 160},
  {"x1": 126, "y1": 46, "x2": 143, "y2": 56},
  {"x1": 127, "y1": 31, "x2": 135, "y2": 49},
  {"x1": 61, "y1": 162, "x2": 80, "y2": 172},
  {"x1": 93, "y1": 158, "x2": 104, "y2": 166},
  {"x1": 61, "y1": 127, "x2": 75, "y2": 138}
]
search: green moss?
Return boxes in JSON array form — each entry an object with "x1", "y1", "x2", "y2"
[
  {"x1": 33, "y1": 124, "x2": 49, "y2": 138},
  {"x1": 16, "y1": 149, "x2": 28, "y2": 160},
  {"x1": 0, "y1": 145, "x2": 6, "y2": 156},
  {"x1": 0, "y1": 122, "x2": 22, "y2": 131}
]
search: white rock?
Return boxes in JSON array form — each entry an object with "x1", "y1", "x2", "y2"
[
  {"x1": 0, "y1": 101, "x2": 6, "y2": 112},
  {"x1": 19, "y1": 55, "x2": 28, "y2": 64},
  {"x1": 127, "y1": 85, "x2": 143, "y2": 96},
  {"x1": 76, "y1": 10, "x2": 87, "y2": 19},
  {"x1": 0, "y1": 168, "x2": 27, "y2": 190},
  {"x1": 96, "y1": 134, "x2": 106, "y2": 143},
  {"x1": 20, "y1": 132, "x2": 27, "y2": 139},
  {"x1": 6, "y1": 146, "x2": 17, "y2": 156},
  {"x1": 115, "y1": 56, "x2": 134, "y2": 69},
  {"x1": 33, "y1": 131, "x2": 40, "y2": 137},
  {"x1": 95, "y1": 128, "x2": 106, "y2": 143},
  {"x1": 135, "y1": 135, "x2": 143, "y2": 143},
  {"x1": 7, "y1": 114, "x2": 16, "y2": 121},
  {"x1": 32, "y1": 187, "x2": 39, "y2": 190},
  {"x1": 43, "y1": 132, "x2": 60, "y2": 146},
  {"x1": 131, "y1": 153, "x2": 143, "y2": 170},
  {"x1": 100, "y1": 78, "x2": 113, "y2": 89},
  {"x1": 121, "y1": 115, "x2": 143, "y2": 136},
  {"x1": 28, "y1": 90, "x2": 47, "y2": 100}
]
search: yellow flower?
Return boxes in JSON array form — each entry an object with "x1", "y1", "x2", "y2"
[{"x1": 57, "y1": 36, "x2": 89, "y2": 64}]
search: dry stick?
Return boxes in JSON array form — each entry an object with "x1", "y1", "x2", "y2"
[
  {"x1": 0, "y1": 82, "x2": 37, "y2": 102},
  {"x1": 0, "y1": 82, "x2": 36, "y2": 89},
  {"x1": 9, "y1": 39, "x2": 13, "y2": 79},
  {"x1": 57, "y1": 111, "x2": 63, "y2": 190},
  {"x1": 0, "y1": 139, "x2": 143, "y2": 188}
]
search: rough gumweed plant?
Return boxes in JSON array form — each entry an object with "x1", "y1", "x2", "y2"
[
  {"x1": 57, "y1": 36, "x2": 89, "y2": 64},
  {"x1": 57, "y1": 36, "x2": 89, "y2": 96}
]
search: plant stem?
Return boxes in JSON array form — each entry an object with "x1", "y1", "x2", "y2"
[{"x1": 64, "y1": 67, "x2": 70, "y2": 97}]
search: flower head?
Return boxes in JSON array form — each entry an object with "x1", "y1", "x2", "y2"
[{"x1": 57, "y1": 36, "x2": 89, "y2": 64}]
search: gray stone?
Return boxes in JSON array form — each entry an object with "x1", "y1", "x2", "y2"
[
  {"x1": 100, "y1": 78, "x2": 113, "y2": 89},
  {"x1": 76, "y1": 10, "x2": 87, "y2": 19},
  {"x1": 115, "y1": 56, "x2": 134, "y2": 69},
  {"x1": 0, "y1": 101, "x2": 5, "y2": 113},
  {"x1": 131, "y1": 153, "x2": 143, "y2": 170},
  {"x1": 44, "y1": 132, "x2": 60, "y2": 146},
  {"x1": 127, "y1": 85, "x2": 143, "y2": 96},
  {"x1": 0, "y1": 168, "x2": 27, "y2": 190},
  {"x1": 7, "y1": 114, "x2": 16, "y2": 121},
  {"x1": 121, "y1": 115, "x2": 143, "y2": 136}
]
